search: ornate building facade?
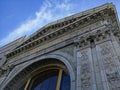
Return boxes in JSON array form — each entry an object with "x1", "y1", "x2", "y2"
[{"x1": 0, "y1": 3, "x2": 120, "y2": 90}]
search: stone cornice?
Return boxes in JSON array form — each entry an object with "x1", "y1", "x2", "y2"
[
  {"x1": 74, "y1": 28, "x2": 111, "y2": 49},
  {"x1": 16, "y1": 3, "x2": 115, "y2": 48},
  {"x1": 6, "y1": 3, "x2": 115, "y2": 59}
]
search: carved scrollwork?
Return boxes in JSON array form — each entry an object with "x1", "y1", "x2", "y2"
[
  {"x1": 81, "y1": 76, "x2": 91, "y2": 88},
  {"x1": 81, "y1": 64, "x2": 91, "y2": 88},
  {"x1": 0, "y1": 65, "x2": 14, "y2": 77},
  {"x1": 106, "y1": 72, "x2": 120, "y2": 89},
  {"x1": 103, "y1": 56, "x2": 113, "y2": 64},
  {"x1": 99, "y1": 42, "x2": 120, "y2": 89},
  {"x1": 104, "y1": 63, "x2": 116, "y2": 74},
  {"x1": 80, "y1": 50, "x2": 91, "y2": 89},
  {"x1": 81, "y1": 63, "x2": 90, "y2": 74},
  {"x1": 81, "y1": 51, "x2": 88, "y2": 61},
  {"x1": 100, "y1": 44, "x2": 111, "y2": 55}
]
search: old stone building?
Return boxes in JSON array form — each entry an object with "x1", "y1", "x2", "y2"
[{"x1": 0, "y1": 3, "x2": 120, "y2": 90}]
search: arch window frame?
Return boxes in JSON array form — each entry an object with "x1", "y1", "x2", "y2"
[{"x1": 20, "y1": 67, "x2": 70, "y2": 90}]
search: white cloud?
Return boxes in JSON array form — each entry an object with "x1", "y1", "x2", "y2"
[{"x1": 0, "y1": 0, "x2": 76, "y2": 46}]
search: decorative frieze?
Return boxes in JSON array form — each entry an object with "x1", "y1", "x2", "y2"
[
  {"x1": 6, "y1": 6, "x2": 113, "y2": 59},
  {"x1": 74, "y1": 28, "x2": 110, "y2": 49}
]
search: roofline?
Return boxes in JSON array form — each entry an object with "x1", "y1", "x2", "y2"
[
  {"x1": 0, "y1": 36, "x2": 26, "y2": 49},
  {"x1": 45, "y1": 3, "x2": 113, "y2": 27},
  {"x1": 28, "y1": 2, "x2": 115, "y2": 39}
]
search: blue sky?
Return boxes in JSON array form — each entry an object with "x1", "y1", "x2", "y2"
[{"x1": 0, "y1": 0, "x2": 120, "y2": 47}]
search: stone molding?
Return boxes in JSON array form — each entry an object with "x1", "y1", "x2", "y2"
[
  {"x1": 0, "y1": 65, "x2": 14, "y2": 78},
  {"x1": 74, "y1": 28, "x2": 111, "y2": 49},
  {"x1": 6, "y1": 6, "x2": 114, "y2": 59},
  {"x1": 16, "y1": 3, "x2": 114, "y2": 48}
]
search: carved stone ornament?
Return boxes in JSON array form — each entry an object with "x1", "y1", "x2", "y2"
[
  {"x1": 80, "y1": 50, "x2": 91, "y2": 88},
  {"x1": 0, "y1": 54, "x2": 6, "y2": 67},
  {"x1": 0, "y1": 65, "x2": 14, "y2": 77},
  {"x1": 100, "y1": 43, "x2": 113, "y2": 54},
  {"x1": 106, "y1": 72, "x2": 120, "y2": 89},
  {"x1": 74, "y1": 28, "x2": 110, "y2": 49},
  {"x1": 99, "y1": 42, "x2": 120, "y2": 89}
]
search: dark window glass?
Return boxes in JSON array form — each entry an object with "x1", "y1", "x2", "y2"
[
  {"x1": 29, "y1": 69, "x2": 58, "y2": 90},
  {"x1": 60, "y1": 72, "x2": 70, "y2": 90},
  {"x1": 19, "y1": 70, "x2": 71, "y2": 90},
  {"x1": 34, "y1": 76, "x2": 58, "y2": 90},
  {"x1": 48, "y1": 76, "x2": 58, "y2": 90}
]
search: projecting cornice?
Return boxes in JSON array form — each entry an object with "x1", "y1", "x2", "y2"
[
  {"x1": 74, "y1": 28, "x2": 110, "y2": 49},
  {"x1": 16, "y1": 3, "x2": 115, "y2": 48},
  {"x1": 6, "y1": 3, "x2": 117, "y2": 59}
]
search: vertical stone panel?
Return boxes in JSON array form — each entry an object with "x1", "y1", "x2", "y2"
[
  {"x1": 77, "y1": 48, "x2": 96, "y2": 90},
  {"x1": 91, "y1": 44, "x2": 104, "y2": 90},
  {"x1": 96, "y1": 41, "x2": 120, "y2": 90},
  {"x1": 111, "y1": 34, "x2": 120, "y2": 64},
  {"x1": 96, "y1": 44, "x2": 110, "y2": 90},
  {"x1": 76, "y1": 51, "x2": 81, "y2": 90}
]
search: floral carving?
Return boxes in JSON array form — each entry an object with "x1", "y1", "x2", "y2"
[
  {"x1": 99, "y1": 42, "x2": 120, "y2": 89},
  {"x1": 80, "y1": 50, "x2": 91, "y2": 89},
  {"x1": 104, "y1": 63, "x2": 116, "y2": 74},
  {"x1": 100, "y1": 44, "x2": 110, "y2": 55},
  {"x1": 106, "y1": 72, "x2": 120, "y2": 89},
  {"x1": 81, "y1": 77, "x2": 91, "y2": 88},
  {"x1": 103, "y1": 56, "x2": 113, "y2": 64}
]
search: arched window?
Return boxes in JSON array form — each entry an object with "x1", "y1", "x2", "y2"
[{"x1": 20, "y1": 68, "x2": 70, "y2": 90}]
